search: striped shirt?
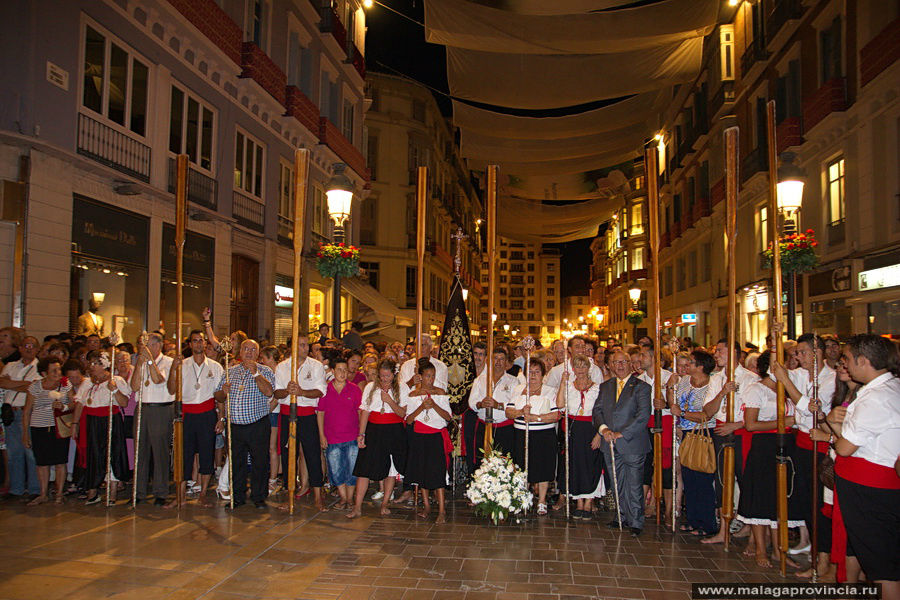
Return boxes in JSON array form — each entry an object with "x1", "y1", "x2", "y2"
[
  {"x1": 216, "y1": 364, "x2": 275, "y2": 425},
  {"x1": 27, "y1": 379, "x2": 72, "y2": 428},
  {"x1": 506, "y1": 384, "x2": 559, "y2": 431}
]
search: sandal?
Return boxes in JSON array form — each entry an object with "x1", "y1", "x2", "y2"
[
  {"x1": 679, "y1": 524, "x2": 695, "y2": 532},
  {"x1": 537, "y1": 503, "x2": 548, "y2": 516}
]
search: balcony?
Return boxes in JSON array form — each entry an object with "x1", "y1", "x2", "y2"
[
  {"x1": 860, "y1": 17, "x2": 900, "y2": 87},
  {"x1": 277, "y1": 215, "x2": 293, "y2": 246},
  {"x1": 671, "y1": 220, "x2": 682, "y2": 239},
  {"x1": 166, "y1": 0, "x2": 242, "y2": 64},
  {"x1": 318, "y1": 117, "x2": 369, "y2": 181},
  {"x1": 710, "y1": 80, "x2": 735, "y2": 120},
  {"x1": 741, "y1": 146, "x2": 768, "y2": 183},
  {"x1": 741, "y1": 36, "x2": 769, "y2": 80},
  {"x1": 167, "y1": 158, "x2": 217, "y2": 210},
  {"x1": 711, "y1": 177, "x2": 725, "y2": 206},
  {"x1": 803, "y1": 77, "x2": 847, "y2": 132},
  {"x1": 285, "y1": 85, "x2": 320, "y2": 135},
  {"x1": 828, "y1": 219, "x2": 846, "y2": 246},
  {"x1": 345, "y1": 41, "x2": 366, "y2": 79},
  {"x1": 682, "y1": 204, "x2": 696, "y2": 231},
  {"x1": 319, "y1": 5, "x2": 347, "y2": 51},
  {"x1": 240, "y1": 42, "x2": 287, "y2": 106},
  {"x1": 660, "y1": 231, "x2": 671, "y2": 249},
  {"x1": 232, "y1": 189, "x2": 265, "y2": 232},
  {"x1": 766, "y1": 0, "x2": 804, "y2": 51},
  {"x1": 76, "y1": 113, "x2": 151, "y2": 182},
  {"x1": 776, "y1": 116, "x2": 804, "y2": 153},
  {"x1": 693, "y1": 196, "x2": 711, "y2": 221}
]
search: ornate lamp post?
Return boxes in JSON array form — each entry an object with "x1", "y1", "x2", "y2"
[
  {"x1": 325, "y1": 163, "x2": 354, "y2": 337},
  {"x1": 628, "y1": 285, "x2": 643, "y2": 343},
  {"x1": 776, "y1": 152, "x2": 805, "y2": 339}
]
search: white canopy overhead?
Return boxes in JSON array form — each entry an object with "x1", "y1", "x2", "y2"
[
  {"x1": 447, "y1": 37, "x2": 702, "y2": 109},
  {"x1": 498, "y1": 196, "x2": 617, "y2": 243},
  {"x1": 467, "y1": 0, "x2": 639, "y2": 14},
  {"x1": 426, "y1": 0, "x2": 718, "y2": 54}
]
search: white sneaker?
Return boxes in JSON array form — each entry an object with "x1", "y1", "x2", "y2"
[
  {"x1": 371, "y1": 490, "x2": 384, "y2": 501},
  {"x1": 788, "y1": 543, "x2": 811, "y2": 555}
]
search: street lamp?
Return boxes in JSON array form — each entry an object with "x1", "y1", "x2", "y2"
[
  {"x1": 776, "y1": 152, "x2": 805, "y2": 338},
  {"x1": 628, "y1": 285, "x2": 643, "y2": 343},
  {"x1": 326, "y1": 163, "x2": 355, "y2": 338},
  {"x1": 503, "y1": 322, "x2": 510, "y2": 335}
]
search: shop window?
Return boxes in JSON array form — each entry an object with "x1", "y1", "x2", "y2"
[
  {"x1": 169, "y1": 84, "x2": 216, "y2": 171},
  {"x1": 81, "y1": 24, "x2": 149, "y2": 136},
  {"x1": 160, "y1": 226, "x2": 214, "y2": 339},
  {"x1": 309, "y1": 288, "x2": 326, "y2": 331}
]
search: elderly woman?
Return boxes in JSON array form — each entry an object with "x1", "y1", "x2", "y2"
[
  {"x1": 506, "y1": 360, "x2": 560, "y2": 515},
  {"x1": 72, "y1": 350, "x2": 130, "y2": 505},
  {"x1": 22, "y1": 357, "x2": 72, "y2": 505}
]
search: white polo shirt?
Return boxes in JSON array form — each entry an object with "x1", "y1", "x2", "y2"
[
  {"x1": 137, "y1": 354, "x2": 175, "y2": 404},
  {"x1": 399, "y1": 357, "x2": 449, "y2": 391},
  {"x1": 467, "y1": 369, "x2": 519, "y2": 421},
  {"x1": 1, "y1": 359, "x2": 40, "y2": 407},
  {"x1": 842, "y1": 372, "x2": 900, "y2": 468},
  {"x1": 275, "y1": 357, "x2": 327, "y2": 408},
  {"x1": 179, "y1": 356, "x2": 225, "y2": 405}
]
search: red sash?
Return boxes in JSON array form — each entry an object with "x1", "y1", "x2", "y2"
[
  {"x1": 795, "y1": 429, "x2": 829, "y2": 454},
  {"x1": 414, "y1": 421, "x2": 453, "y2": 468},
  {"x1": 183, "y1": 399, "x2": 215, "y2": 414},
  {"x1": 478, "y1": 417, "x2": 513, "y2": 427},
  {"x1": 568, "y1": 415, "x2": 593, "y2": 422},
  {"x1": 368, "y1": 412, "x2": 404, "y2": 425},
  {"x1": 275, "y1": 405, "x2": 317, "y2": 455},
  {"x1": 832, "y1": 455, "x2": 900, "y2": 582}
]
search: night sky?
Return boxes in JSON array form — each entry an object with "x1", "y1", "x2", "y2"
[{"x1": 366, "y1": 0, "x2": 597, "y2": 297}]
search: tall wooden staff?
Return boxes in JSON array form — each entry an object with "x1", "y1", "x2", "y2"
[
  {"x1": 105, "y1": 334, "x2": 118, "y2": 506},
  {"x1": 287, "y1": 149, "x2": 310, "y2": 515},
  {"x1": 484, "y1": 165, "x2": 498, "y2": 454},
  {"x1": 645, "y1": 141, "x2": 664, "y2": 526},
  {"x1": 766, "y1": 99, "x2": 790, "y2": 576},
  {"x1": 414, "y1": 165, "x2": 427, "y2": 512},
  {"x1": 671, "y1": 346, "x2": 679, "y2": 532},
  {"x1": 172, "y1": 154, "x2": 188, "y2": 507},
  {"x1": 810, "y1": 333, "x2": 820, "y2": 583},
  {"x1": 563, "y1": 338, "x2": 570, "y2": 520},
  {"x1": 722, "y1": 125, "x2": 739, "y2": 550},
  {"x1": 132, "y1": 331, "x2": 148, "y2": 508},
  {"x1": 220, "y1": 336, "x2": 234, "y2": 509}
]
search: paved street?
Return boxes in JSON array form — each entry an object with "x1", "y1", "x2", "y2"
[{"x1": 0, "y1": 495, "x2": 794, "y2": 600}]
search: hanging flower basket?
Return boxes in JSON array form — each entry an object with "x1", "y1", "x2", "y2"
[
  {"x1": 764, "y1": 229, "x2": 819, "y2": 274},
  {"x1": 626, "y1": 309, "x2": 645, "y2": 325},
  {"x1": 316, "y1": 242, "x2": 361, "y2": 279},
  {"x1": 466, "y1": 449, "x2": 532, "y2": 525}
]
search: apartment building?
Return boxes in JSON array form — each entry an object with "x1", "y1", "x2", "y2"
[
  {"x1": 591, "y1": 0, "x2": 899, "y2": 346},
  {"x1": 362, "y1": 72, "x2": 484, "y2": 342},
  {"x1": 0, "y1": 0, "x2": 371, "y2": 343}
]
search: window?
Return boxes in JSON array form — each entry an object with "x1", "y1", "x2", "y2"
[
  {"x1": 412, "y1": 99, "x2": 426, "y2": 122},
  {"x1": 689, "y1": 251, "x2": 698, "y2": 288},
  {"x1": 547, "y1": 275, "x2": 555, "y2": 284},
  {"x1": 511, "y1": 300, "x2": 523, "y2": 310},
  {"x1": 360, "y1": 197, "x2": 376, "y2": 245},
  {"x1": 701, "y1": 243, "x2": 712, "y2": 282},
  {"x1": 81, "y1": 25, "x2": 149, "y2": 136},
  {"x1": 499, "y1": 300, "x2": 507, "y2": 309},
  {"x1": 527, "y1": 263, "x2": 534, "y2": 271},
  {"x1": 827, "y1": 158, "x2": 845, "y2": 224},
  {"x1": 312, "y1": 186, "x2": 327, "y2": 236},
  {"x1": 527, "y1": 300, "x2": 535, "y2": 308},
  {"x1": 234, "y1": 130, "x2": 265, "y2": 198},
  {"x1": 342, "y1": 98, "x2": 354, "y2": 144},
  {"x1": 547, "y1": 326, "x2": 555, "y2": 334},
  {"x1": 820, "y1": 17, "x2": 843, "y2": 83},
  {"x1": 406, "y1": 267, "x2": 416, "y2": 307},
  {"x1": 664, "y1": 265, "x2": 673, "y2": 297},
  {"x1": 547, "y1": 314, "x2": 556, "y2": 322},
  {"x1": 169, "y1": 85, "x2": 215, "y2": 171},
  {"x1": 527, "y1": 251, "x2": 534, "y2": 259},
  {"x1": 367, "y1": 135, "x2": 378, "y2": 180},
  {"x1": 360, "y1": 262, "x2": 379, "y2": 290},
  {"x1": 245, "y1": 0, "x2": 268, "y2": 49},
  {"x1": 757, "y1": 206, "x2": 769, "y2": 253},
  {"x1": 676, "y1": 258, "x2": 686, "y2": 292},
  {"x1": 630, "y1": 203, "x2": 644, "y2": 235},
  {"x1": 527, "y1": 288, "x2": 534, "y2": 296},
  {"x1": 719, "y1": 24, "x2": 734, "y2": 81},
  {"x1": 500, "y1": 251, "x2": 507, "y2": 259},
  {"x1": 547, "y1": 263, "x2": 555, "y2": 271},
  {"x1": 278, "y1": 160, "x2": 293, "y2": 220},
  {"x1": 527, "y1": 275, "x2": 534, "y2": 283},
  {"x1": 500, "y1": 275, "x2": 507, "y2": 283},
  {"x1": 632, "y1": 247, "x2": 644, "y2": 270}
]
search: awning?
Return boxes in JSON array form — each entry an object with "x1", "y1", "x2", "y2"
[{"x1": 342, "y1": 278, "x2": 416, "y2": 328}]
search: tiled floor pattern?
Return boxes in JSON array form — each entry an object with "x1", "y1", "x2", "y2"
[{"x1": 0, "y1": 495, "x2": 795, "y2": 600}]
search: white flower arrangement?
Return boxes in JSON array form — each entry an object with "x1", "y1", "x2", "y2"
[{"x1": 466, "y1": 449, "x2": 532, "y2": 525}]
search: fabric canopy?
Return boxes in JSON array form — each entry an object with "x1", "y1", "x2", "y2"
[
  {"x1": 342, "y1": 278, "x2": 415, "y2": 327},
  {"x1": 497, "y1": 195, "x2": 618, "y2": 243},
  {"x1": 447, "y1": 37, "x2": 702, "y2": 109},
  {"x1": 451, "y1": 92, "x2": 665, "y2": 140},
  {"x1": 468, "y1": 0, "x2": 639, "y2": 14},
  {"x1": 426, "y1": 0, "x2": 718, "y2": 54}
]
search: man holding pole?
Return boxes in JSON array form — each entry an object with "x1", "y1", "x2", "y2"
[{"x1": 468, "y1": 345, "x2": 518, "y2": 463}]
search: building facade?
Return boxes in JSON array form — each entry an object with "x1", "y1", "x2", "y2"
[
  {"x1": 0, "y1": 0, "x2": 371, "y2": 344},
  {"x1": 362, "y1": 72, "x2": 484, "y2": 342},
  {"x1": 590, "y1": 0, "x2": 900, "y2": 346}
]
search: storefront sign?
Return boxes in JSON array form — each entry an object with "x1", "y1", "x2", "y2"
[
  {"x1": 162, "y1": 224, "x2": 215, "y2": 278},
  {"x1": 72, "y1": 196, "x2": 149, "y2": 265},
  {"x1": 274, "y1": 285, "x2": 294, "y2": 308},
  {"x1": 808, "y1": 265, "x2": 852, "y2": 296},
  {"x1": 681, "y1": 313, "x2": 697, "y2": 323},
  {"x1": 858, "y1": 263, "x2": 900, "y2": 292}
]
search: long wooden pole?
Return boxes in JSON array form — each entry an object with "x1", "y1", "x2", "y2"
[
  {"x1": 287, "y1": 149, "x2": 310, "y2": 515},
  {"x1": 132, "y1": 331, "x2": 147, "y2": 509},
  {"x1": 645, "y1": 142, "x2": 663, "y2": 526},
  {"x1": 414, "y1": 165, "x2": 427, "y2": 512},
  {"x1": 484, "y1": 165, "x2": 498, "y2": 453},
  {"x1": 105, "y1": 337, "x2": 117, "y2": 506},
  {"x1": 722, "y1": 126, "x2": 739, "y2": 550},
  {"x1": 765, "y1": 100, "x2": 789, "y2": 576},
  {"x1": 173, "y1": 153, "x2": 188, "y2": 507}
]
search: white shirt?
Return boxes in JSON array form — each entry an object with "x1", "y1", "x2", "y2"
[
  {"x1": 77, "y1": 376, "x2": 131, "y2": 409},
  {"x1": 275, "y1": 357, "x2": 327, "y2": 408},
  {"x1": 638, "y1": 368, "x2": 675, "y2": 416},
  {"x1": 404, "y1": 391, "x2": 451, "y2": 429},
  {"x1": 399, "y1": 357, "x2": 449, "y2": 391},
  {"x1": 138, "y1": 354, "x2": 175, "y2": 404},
  {"x1": 544, "y1": 360, "x2": 604, "y2": 390},
  {"x1": 706, "y1": 364, "x2": 759, "y2": 422},
  {"x1": 775, "y1": 364, "x2": 836, "y2": 432},
  {"x1": 563, "y1": 379, "x2": 600, "y2": 417},
  {"x1": 742, "y1": 379, "x2": 794, "y2": 424},
  {"x1": 506, "y1": 384, "x2": 559, "y2": 431},
  {"x1": 842, "y1": 372, "x2": 900, "y2": 468},
  {"x1": 360, "y1": 381, "x2": 410, "y2": 414},
  {"x1": 180, "y1": 356, "x2": 225, "y2": 405},
  {"x1": 1, "y1": 359, "x2": 40, "y2": 407},
  {"x1": 467, "y1": 369, "x2": 518, "y2": 421}
]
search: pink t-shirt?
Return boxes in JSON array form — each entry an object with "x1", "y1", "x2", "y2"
[
  {"x1": 350, "y1": 371, "x2": 367, "y2": 386},
  {"x1": 317, "y1": 380, "x2": 362, "y2": 444}
]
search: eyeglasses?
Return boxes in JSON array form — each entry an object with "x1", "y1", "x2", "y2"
[{"x1": 609, "y1": 360, "x2": 630, "y2": 366}]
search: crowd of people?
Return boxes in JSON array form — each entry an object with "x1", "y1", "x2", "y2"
[{"x1": 0, "y1": 321, "x2": 897, "y2": 592}]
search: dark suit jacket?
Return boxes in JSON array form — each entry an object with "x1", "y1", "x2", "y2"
[{"x1": 591, "y1": 375, "x2": 652, "y2": 456}]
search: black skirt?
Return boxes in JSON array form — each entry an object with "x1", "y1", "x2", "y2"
[
  {"x1": 836, "y1": 475, "x2": 900, "y2": 581},
  {"x1": 405, "y1": 430, "x2": 447, "y2": 490},
  {"x1": 567, "y1": 420, "x2": 604, "y2": 496},
  {"x1": 737, "y1": 433, "x2": 805, "y2": 525},
  {"x1": 353, "y1": 421, "x2": 407, "y2": 480},
  {"x1": 514, "y1": 427, "x2": 557, "y2": 484},
  {"x1": 84, "y1": 413, "x2": 129, "y2": 490},
  {"x1": 30, "y1": 426, "x2": 69, "y2": 466}
]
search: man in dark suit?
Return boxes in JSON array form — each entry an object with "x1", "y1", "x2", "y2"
[{"x1": 592, "y1": 349, "x2": 652, "y2": 535}]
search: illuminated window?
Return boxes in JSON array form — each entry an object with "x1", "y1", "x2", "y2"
[
  {"x1": 827, "y1": 157, "x2": 845, "y2": 225},
  {"x1": 720, "y1": 24, "x2": 734, "y2": 81}
]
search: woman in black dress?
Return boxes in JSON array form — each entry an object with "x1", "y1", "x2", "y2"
[{"x1": 22, "y1": 357, "x2": 72, "y2": 505}]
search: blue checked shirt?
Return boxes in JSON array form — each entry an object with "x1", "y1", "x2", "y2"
[{"x1": 216, "y1": 363, "x2": 275, "y2": 425}]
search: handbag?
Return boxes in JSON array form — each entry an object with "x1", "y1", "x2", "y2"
[
  {"x1": 54, "y1": 407, "x2": 75, "y2": 439},
  {"x1": 819, "y1": 454, "x2": 835, "y2": 490},
  {"x1": 680, "y1": 426, "x2": 716, "y2": 473},
  {"x1": 1, "y1": 403, "x2": 13, "y2": 427}
]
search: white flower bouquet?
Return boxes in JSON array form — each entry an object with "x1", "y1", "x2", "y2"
[{"x1": 466, "y1": 450, "x2": 532, "y2": 525}]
